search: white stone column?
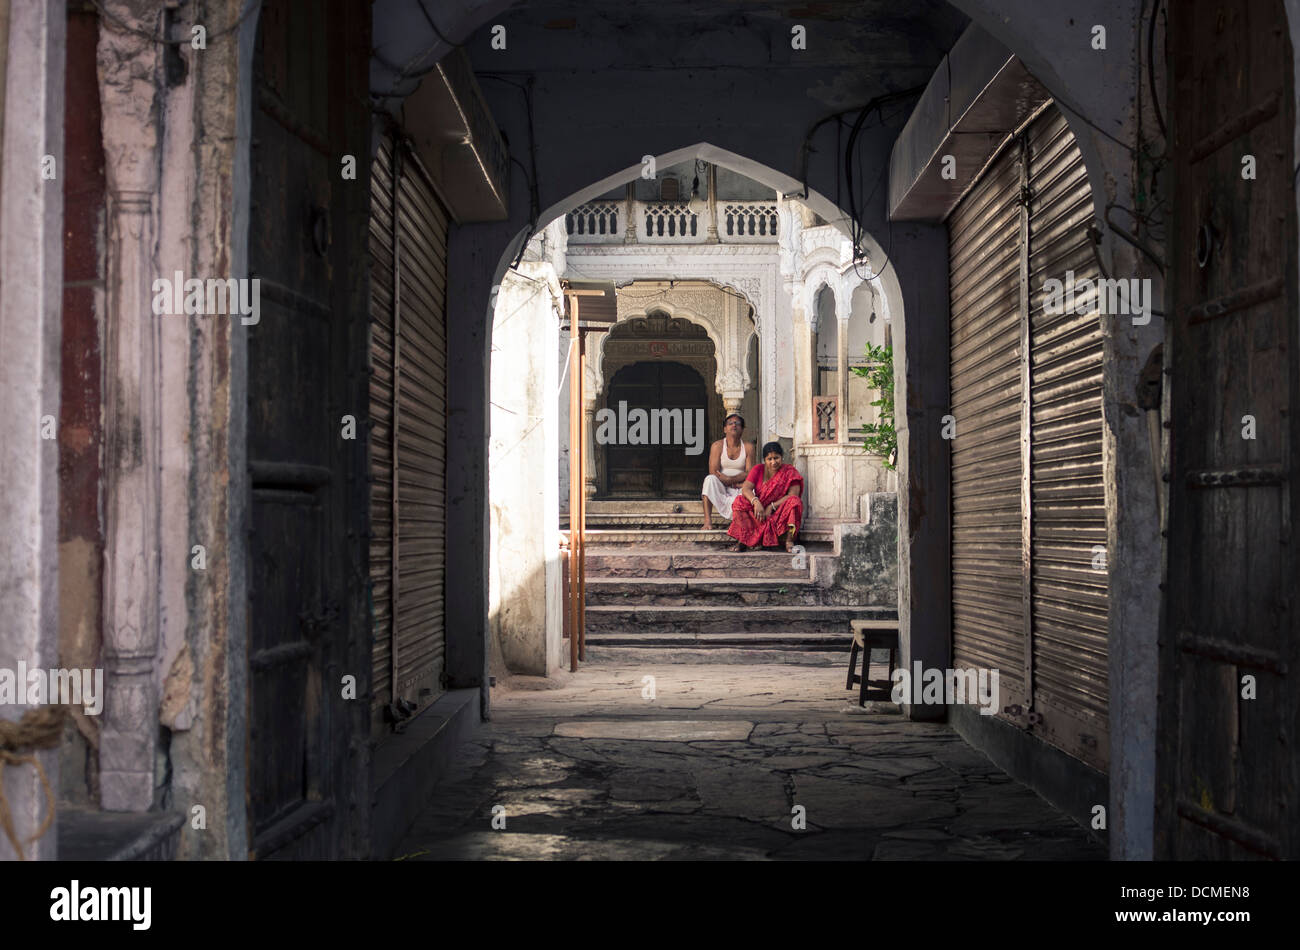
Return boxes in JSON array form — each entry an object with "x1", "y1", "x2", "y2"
[
  {"x1": 623, "y1": 182, "x2": 636, "y2": 244},
  {"x1": 756, "y1": 288, "x2": 780, "y2": 443},
  {"x1": 98, "y1": 3, "x2": 163, "y2": 811},
  {"x1": 837, "y1": 310, "x2": 850, "y2": 444},
  {"x1": 0, "y1": 0, "x2": 65, "y2": 861},
  {"x1": 791, "y1": 302, "x2": 813, "y2": 448},
  {"x1": 583, "y1": 397, "x2": 599, "y2": 499},
  {"x1": 706, "y1": 164, "x2": 719, "y2": 243}
]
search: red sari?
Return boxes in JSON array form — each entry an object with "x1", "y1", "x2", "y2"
[{"x1": 728, "y1": 462, "x2": 804, "y2": 548}]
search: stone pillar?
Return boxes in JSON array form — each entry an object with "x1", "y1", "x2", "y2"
[
  {"x1": 836, "y1": 310, "x2": 850, "y2": 444},
  {"x1": 706, "y1": 164, "x2": 719, "y2": 243},
  {"x1": 892, "y1": 223, "x2": 952, "y2": 723},
  {"x1": 791, "y1": 303, "x2": 813, "y2": 448},
  {"x1": 583, "y1": 398, "x2": 598, "y2": 499},
  {"x1": 0, "y1": 0, "x2": 65, "y2": 861},
  {"x1": 623, "y1": 182, "x2": 636, "y2": 244},
  {"x1": 97, "y1": 4, "x2": 162, "y2": 810}
]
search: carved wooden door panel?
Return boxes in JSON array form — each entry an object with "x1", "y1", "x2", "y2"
[
  {"x1": 1159, "y1": 0, "x2": 1298, "y2": 859},
  {"x1": 245, "y1": 0, "x2": 371, "y2": 859}
]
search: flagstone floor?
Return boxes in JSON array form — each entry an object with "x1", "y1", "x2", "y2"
[{"x1": 393, "y1": 664, "x2": 1106, "y2": 861}]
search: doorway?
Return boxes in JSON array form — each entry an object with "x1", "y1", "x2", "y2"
[{"x1": 603, "y1": 361, "x2": 710, "y2": 497}]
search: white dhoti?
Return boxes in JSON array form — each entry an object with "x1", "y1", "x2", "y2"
[{"x1": 701, "y1": 474, "x2": 742, "y2": 520}]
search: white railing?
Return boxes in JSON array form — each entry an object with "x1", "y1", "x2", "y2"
[
  {"x1": 564, "y1": 201, "x2": 624, "y2": 244},
  {"x1": 721, "y1": 202, "x2": 779, "y2": 241},
  {"x1": 565, "y1": 199, "x2": 778, "y2": 245}
]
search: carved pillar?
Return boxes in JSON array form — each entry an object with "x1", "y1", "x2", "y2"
[
  {"x1": 98, "y1": 4, "x2": 163, "y2": 811},
  {"x1": 623, "y1": 182, "x2": 637, "y2": 244},
  {"x1": 720, "y1": 363, "x2": 745, "y2": 416},
  {"x1": 792, "y1": 302, "x2": 813, "y2": 449},
  {"x1": 837, "y1": 308, "x2": 850, "y2": 445},
  {"x1": 706, "y1": 164, "x2": 719, "y2": 243},
  {"x1": 583, "y1": 398, "x2": 599, "y2": 499}
]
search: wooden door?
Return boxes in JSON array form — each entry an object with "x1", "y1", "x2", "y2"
[
  {"x1": 603, "y1": 362, "x2": 709, "y2": 497},
  {"x1": 1159, "y1": 0, "x2": 1298, "y2": 858},
  {"x1": 246, "y1": 0, "x2": 371, "y2": 859}
]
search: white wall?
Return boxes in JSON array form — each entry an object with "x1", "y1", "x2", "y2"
[{"x1": 489, "y1": 247, "x2": 564, "y2": 676}]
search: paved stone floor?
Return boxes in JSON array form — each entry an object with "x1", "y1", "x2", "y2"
[{"x1": 394, "y1": 664, "x2": 1106, "y2": 861}]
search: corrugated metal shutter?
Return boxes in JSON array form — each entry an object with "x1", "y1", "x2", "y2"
[
  {"x1": 1026, "y1": 108, "x2": 1109, "y2": 770},
  {"x1": 369, "y1": 133, "x2": 448, "y2": 724},
  {"x1": 948, "y1": 104, "x2": 1110, "y2": 770},
  {"x1": 369, "y1": 137, "x2": 396, "y2": 717},
  {"x1": 948, "y1": 135, "x2": 1028, "y2": 715},
  {"x1": 393, "y1": 143, "x2": 449, "y2": 706}
]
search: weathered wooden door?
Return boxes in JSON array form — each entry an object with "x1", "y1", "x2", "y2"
[
  {"x1": 604, "y1": 362, "x2": 709, "y2": 496},
  {"x1": 246, "y1": 0, "x2": 371, "y2": 859},
  {"x1": 1159, "y1": 0, "x2": 1298, "y2": 858}
]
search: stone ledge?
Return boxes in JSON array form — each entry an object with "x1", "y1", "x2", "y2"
[
  {"x1": 57, "y1": 806, "x2": 185, "y2": 861},
  {"x1": 370, "y1": 687, "x2": 480, "y2": 860}
]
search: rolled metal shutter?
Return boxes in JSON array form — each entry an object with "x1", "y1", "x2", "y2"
[
  {"x1": 369, "y1": 137, "x2": 396, "y2": 717},
  {"x1": 369, "y1": 134, "x2": 449, "y2": 723},
  {"x1": 948, "y1": 137, "x2": 1028, "y2": 714},
  {"x1": 1026, "y1": 108, "x2": 1109, "y2": 770},
  {"x1": 393, "y1": 143, "x2": 449, "y2": 707},
  {"x1": 947, "y1": 104, "x2": 1110, "y2": 771}
]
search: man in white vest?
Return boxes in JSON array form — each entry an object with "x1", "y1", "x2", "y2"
[{"x1": 701, "y1": 413, "x2": 756, "y2": 530}]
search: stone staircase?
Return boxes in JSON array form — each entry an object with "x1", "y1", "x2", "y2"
[{"x1": 569, "y1": 500, "x2": 898, "y2": 664}]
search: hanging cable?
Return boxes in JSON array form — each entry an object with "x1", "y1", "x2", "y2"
[{"x1": 1147, "y1": 0, "x2": 1167, "y2": 140}]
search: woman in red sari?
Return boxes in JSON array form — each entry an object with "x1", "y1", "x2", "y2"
[{"x1": 727, "y1": 441, "x2": 804, "y2": 552}]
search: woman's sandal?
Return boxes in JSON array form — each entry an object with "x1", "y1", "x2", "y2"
[{"x1": 727, "y1": 542, "x2": 746, "y2": 553}]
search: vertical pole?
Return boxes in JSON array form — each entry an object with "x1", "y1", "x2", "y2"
[
  {"x1": 568, "y1": 297, "x2": 580, "y2": 671},
  {"x1": 578, "y1": 332, "x2": 587, "y2": 662}
]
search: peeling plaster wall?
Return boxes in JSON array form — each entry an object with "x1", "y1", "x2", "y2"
[
  {"x1": 0, "y1": 0, "x2": 64, "y2": 862},
  {"x1": 93, "y1": 0, "x2": 255, "y2": 859},
  {"x1": 59, "y1": 7, "x2": 107, "y2": 806}
]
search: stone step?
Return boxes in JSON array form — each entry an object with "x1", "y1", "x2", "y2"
[
  {"x1": 585, "y1": 604, "x2": 897, "y2": 636},
  {"x1": 586, "y1": 576, "x2": 828, "y2": 607},
  {"x1": 587, "y1": 499, "x2": 700, "y2": 512},
  {"x1": 563, "y1": 512, "x2": 715, "y2": 528},
  {"x1": 582, "y1": 646, "x2": 850, "y2": 667},
  {"x1": 573, "y1": 526, "x2": 836, "y2": 544},
  {"x1": 583, "y1": 548, "x2": 821, "y2": 579},
  {"x1": 584, "y1": 630, "x2": 848, "y2": 648}
]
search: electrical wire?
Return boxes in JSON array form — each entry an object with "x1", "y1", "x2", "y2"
[
  {"x1": 1147, "y1": 0, "x2": 1167, "y2": 140},
  {"x1": 1105, "y1": 204, "x2": 1167, "y2": 272},
  {"x1": 479, "y1": 73, "x2": 543, "y2": 269}
]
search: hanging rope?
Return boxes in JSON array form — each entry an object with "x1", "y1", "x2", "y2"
[{"x1": 0, "y1": 705, "x2": 68, "y2": 860}]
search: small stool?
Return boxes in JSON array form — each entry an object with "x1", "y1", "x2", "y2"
[{"x1": 846, "y1": 620, "x2": 899, "y2": 706}]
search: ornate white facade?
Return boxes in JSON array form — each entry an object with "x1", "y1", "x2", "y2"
[{"x1": 546, "y1": 188, "x2": 896, "y2": 520}]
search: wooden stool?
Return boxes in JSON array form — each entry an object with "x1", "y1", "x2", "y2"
[{"x1": 846, "y1": 620, "x2": 899, "y2": 706}]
